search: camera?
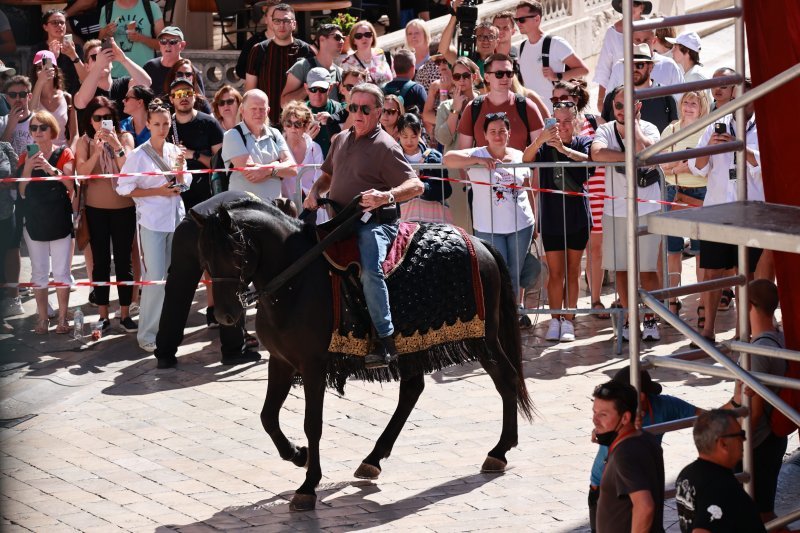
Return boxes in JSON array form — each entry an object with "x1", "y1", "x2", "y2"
[{"x1": 456, "y1": 0, "x2": 481, "y2": 59}]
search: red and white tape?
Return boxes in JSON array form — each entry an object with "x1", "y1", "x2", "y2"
[{"x1": 1, "y1": 279, "x2": 213, "y2": 289}]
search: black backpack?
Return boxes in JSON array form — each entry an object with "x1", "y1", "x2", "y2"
[
  {"x1": 105, "y1": 0, "x2": 156, "y2": 38},
  {"x1": 518, "y1": 35, "x2": 571, "y2": 86},
  {"x1": 470, "y1": 94, "x2": 531, "y2": 138}
]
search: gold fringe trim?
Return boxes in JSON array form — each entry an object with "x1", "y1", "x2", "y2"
[{"x1": 328, "y1": 315, "x2": 485, "y2": 357}]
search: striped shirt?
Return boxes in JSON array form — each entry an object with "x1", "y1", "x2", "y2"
[{"x1": 246, "y1": 38, "x2": 313, "y2": 125}]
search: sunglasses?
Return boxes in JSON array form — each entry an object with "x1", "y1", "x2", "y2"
[
  {"x1": 476, "y1": 34, "x2": 497, "y2": 42},
  {"x1": 348, "y1": 103, "x2": 373, "y2": 115},
  {"x1": 218, "y1": 98, "x2": 236, "y2": 106},
  {"x1": 433, "y1": 58, "x2": 449, "y2": 66},
  {"x1": 633, "y1": 62, "x2": 649, "y2": 70},
  {"x1": 29, "y1": 124, "x2": 49, "y2": 132},
  {"x1": 175, "y1": 71, "x2": 194, "y2": 79},
  {"x1": 91, "y1": 114, "x2": 113, "y2": 122},
  {"x1": 5, "y1": 90, "x2": 29, "y2": 99},
  {"x1": 272, "y1": 18, "x2": 295, "y2": 25},
  {"x1": 159, "y1": 38, "x2": 181, "y2": 46},
  {"x1": 47, "y1": 20, "x2": 66, "y2": 26},
  {"x1": 342, "y1": 84, "x2": 355, "y2": 91},
  {"x1": 382, "y1": 108, "x2": 398, "y2": 115},
  {"x1": 353, "y1": 31, "x2": 373, "y2": 40},
  {"x1": 452, "y1": 72, "x2": 471, "y2": 81},
  {"x1": 487, "y1": 70, "x2": 514, "y2": 79},
  {"x1": 283, "y1": 120, "x2": 305, "y2": 129},
  {"x1": 550, "y1": 94, "x2": 572, "y2": 104},
  {"x1": 553, "y1": 101, "x2": 576, "y2": 109},
  {"x1": 88, "y1": 53, "x2": 98, "y2": 62},
  {"x1": 514, "y1": 15, "x2": 537, "y2": 23},
  {"x1": 613, "y1": 101, "x2": 637, "y2": 110},
  {"x1": 171, "y1": 89, "x2": 194, "y2": 99},
  {"x1": 308, "y1": 87, "x2": 327, "y2": 94},
  {"x1": 718, "y1": 430, "x2": 746, "y2": 441},
  {"x1": 327, "y1": 34, "x2": 345, "y2": 42}
]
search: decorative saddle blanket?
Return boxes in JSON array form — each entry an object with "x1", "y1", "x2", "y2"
[{"x1": 323, "y1": 222, "x2": 486, "y2": 375}]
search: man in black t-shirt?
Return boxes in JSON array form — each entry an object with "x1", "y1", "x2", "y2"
[
  {"x1": 593, "y1": 380, "x2": 665, "y2": 533},
  {"x1": 166, "y1": 78, "x2": 224, "y2": 210},
  {"x1": 143, "y1": 26, "x2": 205, "y2": 98},
  {"x1": 676, "y1": 409, "x2": 766, "y2": 533}
]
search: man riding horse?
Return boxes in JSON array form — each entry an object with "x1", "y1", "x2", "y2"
[{"x1": 303, "y1": 83, "x2": 424, "y2": 369}]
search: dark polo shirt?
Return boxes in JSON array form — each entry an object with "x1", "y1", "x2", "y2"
[{"x1": 321, "y1": 126, "x2": 416, "y2": 207}]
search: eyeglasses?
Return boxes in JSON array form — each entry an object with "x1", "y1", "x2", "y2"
[
  {"x1": 218, "y1": 98, "x2": 237, "y2": 107},
  {"x1": 353, "y1": 31, "x2": 373, "y2": 40},
  {"x1": 171, "y1": 89, "x2": 194, "y2": 99},
  {"x1": 550, "y1": 94, "x2": 572, "y2": 104},
  {"x1": 633, "y1": 62, "x2": 649, "y2": 70},
  {"x1": 514, "y1": 15, "x2": 537, "y2": 23},
  {"x1": 487, "y1": 70, "x2": 514, "y2": 79},
  {"x1": 553, "y1": 101, "x2": 576, "y2": 109},
  {"x1": 47, "y1": 20, "x2": 66, "y2": 26},
  {"x1": 5, "y1": 90, "x2": 29, "y2": 99},
  {"x1": 88, "y1": 53, "x2": 98, "y2": 62},
  {"x1": 476, "y1": 34, "x2": 497, "y2": 42},
  {"x1": 342, "y1": 84, "x2": 355, "y2": 91},
  {"x1": 272, "y1": 18, "x2": 295, "y2": 25},
  {"x1": 91, "y1": 114, "x2": 113, "y2": 122},
  {"x1": 283, "y1": 120, "x2": 305, "y2": 129},
  {"x1": 175, "y1": 71, "x2": 194, "y2": 79},
  {"x1": 485, "y1": 112, "x2": 507, "y2": 121},
  {"x1": 382, "y1": 108, "x2": 398, "y2": 115},
  {"x1": 452, "y1": 72, "x2": 471, "y2": 81},
  {"x1": 159, "y1": 38, "x2": 181, "y2": 46},
  {"x1": 719, "y1": 430, "x2": 746, "y2": 441},
  {"x1": 308, "y1": 87, "x2": 327, "y2": 94},
  {"x1": 29, "y1": 124, "x2": 49, "y2": 132},
  {"x1": 348, "y1": 103, "x2": 373, "y2": 115}
]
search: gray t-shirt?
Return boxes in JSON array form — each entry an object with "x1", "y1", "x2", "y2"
[
  {"x1": 287, "y1": 57, "x2": 342, "y2": 102},
  {"x1": 222, "y1": 122, "x2": 293, "y2": 201},
  {"x1": 748, "y1": 331, "x2": 787, "y2": 447}
]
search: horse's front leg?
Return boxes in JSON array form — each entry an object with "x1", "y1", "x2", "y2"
[
  {"x1": 261, "y1": 358, "x2": 308, "y2": 468},
  {"x1": 290, "y1": 370, "x2": 326, "y2": 511},
  {"x1": 354, "y1": 373, "x2": 425, "y2": 480}
]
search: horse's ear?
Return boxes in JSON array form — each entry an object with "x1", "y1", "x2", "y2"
[
  {"x1": 218, "y1": 206, "x2": 234, "y2": 230},
  {"x1": 190, "y1": 210, "x2": 206, "y2": 227}
]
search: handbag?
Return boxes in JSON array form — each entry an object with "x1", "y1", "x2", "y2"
[
  {"x1": 613, "y1": 124, "x2": 663, "y2": 188},
  {"x1": 75, "y1": 183, "x2": 90, "y2": 251}
]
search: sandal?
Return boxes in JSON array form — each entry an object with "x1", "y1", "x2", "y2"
[
  {"x1": 34, "y1": 318, "x2": 49, "y2": 335},
  {"x1": 55, "y1": 318, "x2": 70, "y2": 334},
  {"x1": 592, "y1": 301, "x2": 610, "y2": 319},
  {"x1": 718, "y1": 289, "x2": 734, "y2": 311},
  {"x1": 697, "y1": 305, "x2": 706, "y2": 330}
]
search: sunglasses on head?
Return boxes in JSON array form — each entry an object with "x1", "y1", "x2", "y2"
[
  {"x1": 171, "y1": 89, "x2": 194, "y2": 99},
  {"x1": 348, "y1": 103, "x2": 373, "y2": 115},
  {"x1": 550, "y1": 94, "x2": 572, "y2": 104},
  {"x1": 553, "y1": 101, "x2": 576, "y2": 109},
  {"x1": 159, "y1": 38, "x2": 180, "y2": 46},
  {"x1": 382, "y1": 108, "x2": 398, "y2": 115},
  {"x1": 29, "y1": 124, "x2": 49, "y2": 132},
  {"x1": 488, "y1": 70, "x2": 514, "y2": 79},
  {"x1": 353, "y1": 31, "x2": 373, "y2": 40},
  {"x1": 5, "y1": 90, "x2": 29, "y2": 99},
  {"x1": 218, "y1": 98, "x2": 236, "y2": 106},
  {"x1": 308, "y1": 86, "x2": 327, "y2": 94},
  {"x1": 91, "y1": 114, "x2": 113, "y2": 122},
  {"x1": 452, "y1": 72, "x2": 471, "y2": 81},
  {"x1": 283, "y1": 120, "x2": 305, "y2": 129}
]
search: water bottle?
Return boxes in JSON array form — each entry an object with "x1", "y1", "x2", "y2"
[{"x1": 73, "y1": 307, "x2": 84, "y2": 340}]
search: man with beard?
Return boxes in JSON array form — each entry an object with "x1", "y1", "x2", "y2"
[
  {"x1": 593, "y1": 379, "x2": 665, "y2": 533},
  {"x1": 166, "y1": 78, "x2": 224, "y2": 210},
  {"x1": 602, "y1": 43, "x2": 678, "y2": 133},
  {"x1": 281, "y1": 23, "x2": 345, "y2": 106}
]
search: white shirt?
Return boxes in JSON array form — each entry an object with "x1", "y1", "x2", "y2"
[
  {"x1": 116, "y1": 140, "x2": 190, "y2": 232},
  {"x1": 688, "y1": 113, "x2": 761, "y2": 206},
  {"x1": 592, "y1": 120, "x2": 662, "y2": 217},
  {"x1": 281, "y1": 133, "x2": 323, "y2": 197},
  {"x1": 607, "y1": 53, "x2": 685, "y2": 104},
  {"x1": 683, "y1": 63, "x2": 712, "y2": 104},
  {"x1": 466, "y1": 147, "x2": 534, "y2": 234},
  {"x1": 0, "y1": 114, "x2": 33, "y2": 156},
  {"x1": 593, "y1": 26, "x2": 624, "y2": 89},
  {"x1": 518, "y1": 34, "x2": 576, "y2": 113}
]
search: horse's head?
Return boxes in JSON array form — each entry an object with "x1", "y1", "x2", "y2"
[{"x1": 194, "y1": 206, "x2": 257, "y2": 326}]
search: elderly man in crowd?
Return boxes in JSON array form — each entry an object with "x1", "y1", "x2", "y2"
[
  {"x1": 303, "y1": 83, "x2": 424, "y2": 369},
  {"x1": 221, "y1": 89, "x2": 297, "y2": 202},
  {"x1": 676, "y1": 409, "x2": 766, "y2": 533},
  {"x1": 143, "y1": 26, "x2": 206, "y2": 97}
]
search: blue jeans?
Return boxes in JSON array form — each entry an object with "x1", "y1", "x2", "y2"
[
  {"x1": 357, "y1": 221, "x2": 398, "y2": 339},
  {"x1": 474, "y1": 225, "x2": 534, "y2": 296},
  {"x1": 665, "y1": 185, "x2": 706, "y2": 254}
]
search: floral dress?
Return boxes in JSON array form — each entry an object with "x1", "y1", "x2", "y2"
[{"x1": 341, "y1": 49, "x2": 394, "y2": 87}]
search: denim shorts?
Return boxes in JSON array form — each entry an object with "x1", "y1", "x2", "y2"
[{"x1": 665, "y1": 185, "x2": 706, "y2": 254}]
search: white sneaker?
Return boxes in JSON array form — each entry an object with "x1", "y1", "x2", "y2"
[
  {"x1": 545, "y1": 318, "x2": 561, "y2": 341},
  {"x1": 2, "y1": 296, "x2": 24, "y2": 317},
  {"x1": 622, "y1": 322, "x2": 630, "y2": 342},
  {"x1": 559, "y1": 319, "x2": 576, "y2": 342},
  {"x1": 140, "y1": 342, "x2": 156, "y2": 352},
  {"x1": 642, "y1": 317, "x2": 661, "y2": 341},
  {"x1": 128, "y1": 302, "x2": 140, "y2": 315}
]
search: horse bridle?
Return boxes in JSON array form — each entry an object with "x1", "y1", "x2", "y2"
[{"x1": 208, "y1": 222, "x2": 259, "y2": 308}]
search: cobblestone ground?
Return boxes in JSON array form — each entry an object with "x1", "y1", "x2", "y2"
[{"x1": 1, "y1": 245, "x2": 798, "y2": 532}]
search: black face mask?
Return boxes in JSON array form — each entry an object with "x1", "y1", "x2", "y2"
[{"x1": 595, "y1": 418, "x2": 624, "y2": 447}]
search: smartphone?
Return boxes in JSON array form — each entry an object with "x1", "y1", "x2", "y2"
[
  {"x1": 42, "y1": 57, "x2": 52, "y2": 69},
  {"x1": 101, "y1": 39, "x2": 113, "y2": 50},
  {"x1": 26, "y1": 144, "x2": 39, "y2": 158},
  {"x1": 714, "y1": 123, "x2": 726, "y2": 135},
  {"x1": 545, "y1": 117, "x2": 557, "y2": 129},
  {"x1": 101, "y1": 119, "x2": 114, "y2": 131},
  {"x1": 64, "y1": 34, "x2": 73, "y2": 45}
]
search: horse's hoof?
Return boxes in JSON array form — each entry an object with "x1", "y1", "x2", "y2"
[
  {"x1": 289, "y1": 493, "x2": 317, "y2": 511},
  {"x1": 354, "y1": 462, "x2": 381, "y2": 480},
  {"x1": 480, "y1": 456, "x2": 507, "y2": 473}
]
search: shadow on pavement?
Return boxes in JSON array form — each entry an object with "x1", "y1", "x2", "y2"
[{"x1": 156, "y1": 472, "x2": 502, "y2": 531}]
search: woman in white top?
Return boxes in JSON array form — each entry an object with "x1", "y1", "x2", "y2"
[
  {"x1": 279, "y1": 101, "x2": 324, "y2": 219},
  {"x1": 341, "y1": 21, "x2": 394, "y2": 87},
  {"x1": 116, "y1": 99, "x2": 189, "y2": 351},
  {"x1": 30, "y1": 51, "x2": 77, "y2": 150},
  {"x1": 443, "y1": 112, "x2": 535, "y2": 302}
]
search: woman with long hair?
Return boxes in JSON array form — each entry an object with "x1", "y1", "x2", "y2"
[
  {"x1": 75, "y1": 96, "x2": 136, "y2": 333},
  {"x1": 120, "y1": 85, "x2": 155, "y2": 147},
  {"x1": 211, "y1": 85, "x2": 243, "y2": 131},
  {"x1": 30, "y1": 51, "x2": 77, "y2": 149},
  {"x1": 341, "y1": 21, "x2": 394, "y2": 86},
  {"x1": 17, "y1": 110, "x2": 76, "y2": 334},
  {"x1": 162, "y1": 59, "x2": 212, "y2": 114},
  {"x1": 116, "y1": 99, "x2": 189, "y2": 352},
  {"x1": 659, "y1": 90, "x2": 711, "y2": 319},
  {"x1": 405, "y1": 19, "x2": 439, "y2": 91},
  {"x1": 379, "y1": 94, "x2": 404, "y2": 140}
]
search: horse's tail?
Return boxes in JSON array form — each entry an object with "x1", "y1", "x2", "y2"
[{"x1": 484, "y1": 241, "x2": 534, "y2": 422}]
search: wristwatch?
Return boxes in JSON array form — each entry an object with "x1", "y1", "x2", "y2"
[
  {"x1": 72, "y1": 56, "x2": 81, "y2": 64},
  {"x1": 116, "y1": 148, "x2": 125, "y2": 158},
  {"x1": 387, "y1": 191, "x2": 395, "y2": 204}
]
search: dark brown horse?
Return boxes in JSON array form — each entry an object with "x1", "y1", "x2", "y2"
[{"x1": 194, "y1": 197, "x2": 532, "y2": 511}]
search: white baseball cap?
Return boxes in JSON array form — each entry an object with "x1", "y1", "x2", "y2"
[{"x1": 666, "y1": 31, "x2": 702, "y2": 53}]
